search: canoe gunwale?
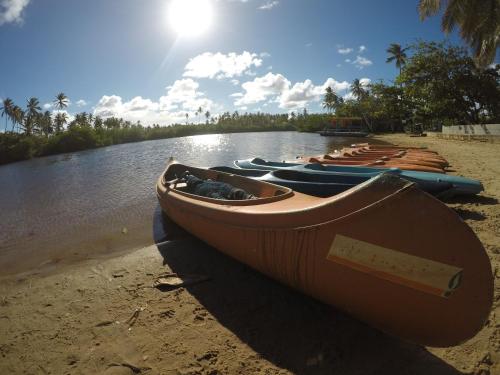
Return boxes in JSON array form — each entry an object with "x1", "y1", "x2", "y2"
[
  {"x1": 158, "y1": 166, "x2": 416, "y2": 230},
  {"x1": 160, "y1": 161, "x2": 295, "y2": 206}
]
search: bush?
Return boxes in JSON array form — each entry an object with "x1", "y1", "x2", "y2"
[
  {"x1": 46, "y1": 126, "x2": 99, "y2": 154},
  {"x1": 0, "y1": 133, "x2": 46, "y2": 164}
]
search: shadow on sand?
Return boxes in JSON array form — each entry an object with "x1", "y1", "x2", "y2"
[
  {"x1": 152, "y1": 209, "x2": 464, "y2": 374},
  {"x1": 443, "y1": 195, "x2": 498, "y2": 206}
]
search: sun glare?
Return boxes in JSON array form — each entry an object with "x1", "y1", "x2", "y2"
[{"x1": 168, "y1": 0, "x2": 213, "y2": 37}]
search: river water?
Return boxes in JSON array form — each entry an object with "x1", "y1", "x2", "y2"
[{"x1": 0, "y1": 131, "x2": 383, "y2": 275}]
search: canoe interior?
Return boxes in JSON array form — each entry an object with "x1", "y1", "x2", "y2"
[
  {"x1": 272, "y1": 169, "x2": 369, "y2": 184},
  {"x1": 252, "y1": 158, "x2": 301, "y2": 168},
  {"x1": 210, "y1": 166, "x2": 269, "y2": 178},
  {"x1": 163, "y1": 162, "x2": 293, "y2": 205}
]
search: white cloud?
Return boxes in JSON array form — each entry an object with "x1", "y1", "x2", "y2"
[
  {"x1": 359, "y1": 78, "x2": 371, "y2": 86},
  {"x1": 338, "y1": 47, "x2": 353, "y2": 55},
  {"x1": 359, "y1": 45, "x2": 366, "y2": 53},
  {"x1": 278, "y1": 78, "x2": 350, "y2": 110},
  {"x1": 258, "y1": 1, "x2": 279, "y2": 10},
  {"x1": 231, "y1": 79, "x2": 240, "y2": 86},
  {"x1": 76, "y1": 99, "x2": 88, "y2": 107},
  {"x1": 234, "y1": 72, "x2": 291, "y2": 106},
  {"x1": 353, "y1": 55, "x2": 373, "y2": 69},
  {"x1": 93, "y1": 79, "x2": 218, "y2": 125},
  {"x1": 336, "y1": 64, "x2": 342, "y2": 68},
  {"x1": 183, "y1": 51, "x2": 263, "y2": 79},
  {"x1": 234, "y1": 72, "x2": 350, "y2": 110},
  {"x1": 345, "y1": 58, "x2": 351, "y2": 63},
  {"x1": 0, "y1": 0, "x2": 30, "y2": 25},
  {"x1": 93, "y1": 95, "x2": 124, "y2": 118},
  {"x1": 43, "y1": 103, "x2": 52, "y2": 110}
]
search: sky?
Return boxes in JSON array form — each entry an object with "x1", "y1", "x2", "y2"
[{"x1": 0, "y1": 0, "x2": 470, "y2": 127}]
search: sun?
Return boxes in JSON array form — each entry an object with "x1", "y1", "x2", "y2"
[{"x1": 168, "y1": 0, "x2": 214, "y2": 37}]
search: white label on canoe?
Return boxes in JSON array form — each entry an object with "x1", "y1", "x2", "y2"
[{"x1": 327, "y1": 234, "x2": 463, "y2": 298}]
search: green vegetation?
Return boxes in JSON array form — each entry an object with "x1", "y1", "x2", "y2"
[
  {"x1": 1, "y1": 41, "x2": 499, "y2": 165},
  {"x1": 324, "y1": 41, "x2": 500, "y2": 134},
  {"x1": 418, "y1": 0, "x2": 499, "y2": 67},
  {"x1": 0, "y1": 109, "x2": 296, "y2": 165}
]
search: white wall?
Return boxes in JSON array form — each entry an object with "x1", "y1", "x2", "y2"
[{"x1": 442, "y1": 124, "x2": 500, "y2": 136}]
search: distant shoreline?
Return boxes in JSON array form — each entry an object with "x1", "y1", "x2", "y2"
[{"x1": 0, "y1": 125, "x2": 297, "y2": 166}]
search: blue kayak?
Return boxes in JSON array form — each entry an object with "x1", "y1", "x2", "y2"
[
  {"x1": 234, "y1": 158, "x2": 483, "y2": 197},
  {"x1": 210, "y1": 166, "x2": 372, "y2": 197}
]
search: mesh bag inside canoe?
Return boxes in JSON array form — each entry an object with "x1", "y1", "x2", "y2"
[{"x1": 181, "y1": 172, "x2": 257, "y2": 200}]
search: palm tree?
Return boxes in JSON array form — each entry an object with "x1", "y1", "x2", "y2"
[
  {"x1": 54, "y1": 92, "x2": 69, "y2": 110},
  {"x1": 74, "y1": 112, "x2": 89, "y2": 127},
  {"x1": 205, "y1": 110, "x2": 210, "y2": 124},
  {"x1": 418, "y1": 0, "x2": 500, "y2": 67},
  {"x1": 94, "y1": 116, "x2": 103, "y2": 129},
  {"x1": 322, "y1": 87, "x2": 342, "y2": 113},
  {"x1": 11, "y1": 105, "x2": 24, "y2": 133},
  {"x1": 351, "y1": 79, "x2": 367, "y2": 101},
  {"x1": 386, "y1": 43, "x2": 409, "y2": 75},
  {"x1": 1, "y1": 98, "x2": 14, "y2": 132},
  {"x1": 195, "y1": 106, "x2": 203, "y2": 123},
  {"x1": 40, "y1": 111, "x2": 53, "y2": 137},
  {"x1": 54, "y1": 112, "x2": 68, "y2": 134},
  {"x1": 185, "y1": 113, "x2": 189, "y2": 125},
  {"x1": 24, "y1": 97, "x2": 41, "y2": 136},
  {"x1": 26, "y1": 97, "x2": 41, "y2": 117}
]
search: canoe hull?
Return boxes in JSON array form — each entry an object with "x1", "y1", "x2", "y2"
[
  {"x1": 211, "y1": 166, "x2": 368, "y2": 197},
  {"x1": 157, "y1": 164, "x2": 493, "y2": 347},
  {"x1": 234, "y1": 159, "x2": 484, "y2": 196}
]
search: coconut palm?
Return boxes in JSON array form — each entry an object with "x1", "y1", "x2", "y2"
[
  {"x1": 185, "y1": 113, "x2": 189, "y2": 125},
  {"x1": 26, "y1": 97, "x2": 41, "y2": 117},
  {"x1": 39, "y1": 111, "x2": 53, "y2": 137},
  {"x1": 351, "y1": 79, "x2": 367, "y2": 101},
  {"x1": 386, "y1": 43, "x2": 409, "y2": 75},
  {"x1": 196, "y1": 106, "x2": 203, "y2": 123},
  {"x1": 24, "y1": 97, "x2": 41, "y2": 135},
  {"x1": 74, "y1": 112, "x2": 89, "y2": 126},
  {"x1": 418, "y1": 0, "x2": 500, "y2": 67},
  {"x1": 1, "y1": 98, "x2": 14, "y2": 132},
  {"x1": 54, "y1": 112, "x2": 68, "y2": 134},
  {"x1": 54, "y1": 92, "x2": 69, "y2": 110},
  {"x1": 205, "y1": 110, "x2": 210, "y2": 124},
  {"x1": 322, "y1": 87, "x2": 342, "y2": 113},
  {"x1": 11, "y1": 105, "x2": 24, "y2": 133}
]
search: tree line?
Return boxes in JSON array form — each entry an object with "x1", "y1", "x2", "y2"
[
  {"x1": 316, "y1": 41, "x2": 500, "y2": 134},
  {"x1": 1, "y1": 41, "x2": 499, "y2": 165}
]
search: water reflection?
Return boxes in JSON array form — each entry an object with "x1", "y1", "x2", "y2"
[
  {"x1": 0, "y1": 132, "x2": 387, "y2": 273},
  {"x1": 188, "y1": 133, "x2": 224, "y2": 151}
]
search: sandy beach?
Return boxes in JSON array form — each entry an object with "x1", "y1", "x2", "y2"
[{"x1": 0, "y1": 134, "x2": 498, "y2": 375}]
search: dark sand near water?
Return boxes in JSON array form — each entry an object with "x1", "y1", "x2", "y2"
[{"x1": 0, "y1": 134, "x2": 498, "y2": 374}]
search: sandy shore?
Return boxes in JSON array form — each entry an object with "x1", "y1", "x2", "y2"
[{"x1": 0, "y1": 134, "x2": 498, "y2": 374}]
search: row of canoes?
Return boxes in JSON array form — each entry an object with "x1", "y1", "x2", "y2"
[
  {"x1": 231, "y1": 158, "x2": 483, "y2": 198},
  {"x1": 298, "y1": 144, "x2": 450, "y2": 173},
  {"x1": 156, "y1": 144, "x2": 492, "y2": 348}
]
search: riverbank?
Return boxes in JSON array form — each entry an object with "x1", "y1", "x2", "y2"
[
  {"x1": 0, "y1": 134, "x2": 498, "y2": 374},
  {"x1": 0, "y1": 122, "x2": 297, "y2": 165}
]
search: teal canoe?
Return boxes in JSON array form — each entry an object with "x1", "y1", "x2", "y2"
[{"x1": 234, "y1": 158, "x2": 483, "y2": 197}]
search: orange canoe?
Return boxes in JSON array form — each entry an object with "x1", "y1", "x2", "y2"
[
  {"x1": 299, "y1": 156, "x2": 445, "y2": 173},
  {"x1": 352, "y1": 143, "x2": 439, "y2": 154},
  {"x1": 157, "y1": 161, "x2": 493, "y2": 347},
  {"x1": 343, "y1": 147, "x2": 448, "y2": 165},
  {"x1": 326, "y1": 152, "x2": 447, "y2": 169}
]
